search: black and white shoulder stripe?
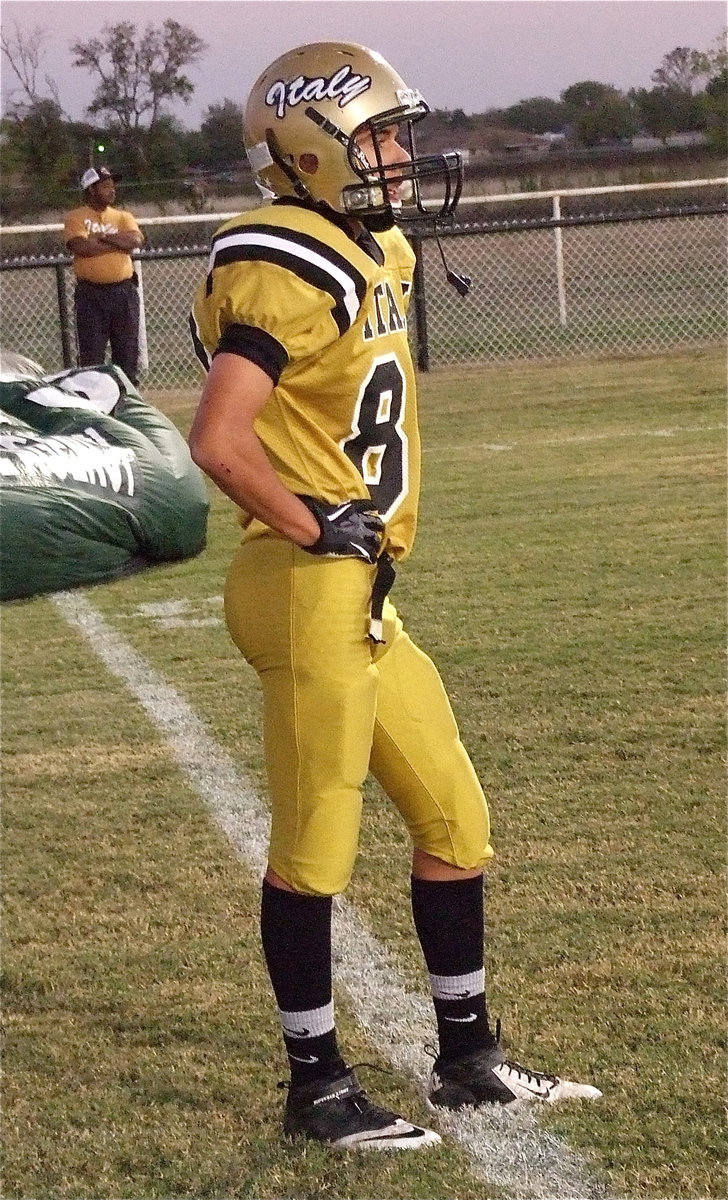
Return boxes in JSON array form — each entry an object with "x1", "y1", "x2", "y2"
[
  {"x1": 188, "y1": 308, "x2": 211, "y2": 371},
  {"x1": 206, "y1": 224, "x2": 368, "y2": 336}
]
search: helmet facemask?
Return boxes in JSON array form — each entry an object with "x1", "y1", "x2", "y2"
[{"x1": 342, "y1": 106, "x2": 463, "y2": 231}]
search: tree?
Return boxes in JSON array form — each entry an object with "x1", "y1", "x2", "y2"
[
  {"x1": 631, "y1": 86, "x2": 703, "y2": 141},
  {"x1": 0, "y1": 21, "x2": 60, "y2": 111},
  {"x1": 706, "y1": 64, "x2": 728, "y2": 99},
  {"x1": 703, "y1": 66, "x2": 728, "y2": 152},
  {"x1": 638, "y1": 36, "x2": 725, "y2": 144},
  {"x1": 502, "y1": 96, "x2": 568, "y2": 134},
  {"x1": 706, "y1": 29, "x2": 728, "y2": 77},
  {"x1": 651, "y1": 46, "x2": 712, "y2": 94},
  {"x1": 1, "y1": 99, "x2": 74, "y2": 209},
  {"x1": 561, "y1": 81, "x2": 636, "y2": 146},
  {"x1": 70, "y1": 20, "x2": 207, "y2": 134},
  {"x1": 430, "y1": 108, "x2": 475, "y2": 131},
  {"x1": 0, "y1": 23, "x2": 71, "y2": 211},
  {"x1": 446, "y1": 108, "x2": 474, "y2": 131},
  {"x1": 199, "y1": 99, "x2": 245, "y2": 170}
]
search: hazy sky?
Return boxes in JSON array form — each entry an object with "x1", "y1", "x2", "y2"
[{"x1": 1, "y1": 0, "x2": 724, "y2": 126}]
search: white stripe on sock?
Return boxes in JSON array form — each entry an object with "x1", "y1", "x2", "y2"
[
  {"x1": 280, "y1": 999, "x2": 335, "y2": 1038},
  {"x1": 430, "y1": 968, "x2": 485, "y2": 1000}
]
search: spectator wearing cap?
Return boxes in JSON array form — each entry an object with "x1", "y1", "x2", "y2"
[{"x1": 63, "y1": 167, "x2": 145, "y2": 385}]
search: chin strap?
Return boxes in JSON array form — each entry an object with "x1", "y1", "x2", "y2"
[
  {"x1": 265, "y1": 130, "x2": 310, "y2": 200},
  {"x1": 434, "y1": 224, "x2": 471, "y2": 296}
]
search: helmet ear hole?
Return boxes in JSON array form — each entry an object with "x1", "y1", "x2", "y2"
[{"x1": 298, "y1": 153, "x2": 319, "y2": 176}]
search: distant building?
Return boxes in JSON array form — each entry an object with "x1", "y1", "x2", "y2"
[
  {"x1": 537, "y1": 132, "x2": 567, "y2": 146},
  {"x1": 631, "y1": 131, "x2": 708, "y2": 151}
]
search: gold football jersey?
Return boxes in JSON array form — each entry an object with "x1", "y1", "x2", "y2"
[{"x1": 190, "y1": 201, "x2": 420, "y2": 560}]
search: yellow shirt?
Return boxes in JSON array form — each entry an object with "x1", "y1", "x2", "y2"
[
  {"x1": 64, "y1": 204, "x2": 142, "y2": 284},
  {"x1": 190, "y1": 201, "x2": 420, "y2": 561}
]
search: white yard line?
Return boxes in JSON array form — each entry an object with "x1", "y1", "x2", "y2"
[{"x1": 52, "y1": 589, "x2": 608, "y2": 1200}]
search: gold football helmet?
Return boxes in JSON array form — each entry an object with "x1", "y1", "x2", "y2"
[{"x1": 243, "y1": 41, "x2": 463, "y2": 230}]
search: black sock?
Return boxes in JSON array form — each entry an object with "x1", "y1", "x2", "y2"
[
  {"x1": 260, "y1": 879, "x2": 345, "y2": 1085},
  {"x1": 411, "y1": 873, "x2": 496, "y2": 1061}
]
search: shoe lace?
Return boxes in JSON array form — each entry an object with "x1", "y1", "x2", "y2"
[
  {"x1": 425, "y1": 1018, "x2": 558, "y2": 1090},
  {"x1": 345, "y1": 1061, "x2": 394, "y2": 1115},
  {"x1": 348, "y1": 1060, "x2": 390, "y2": 1076},
  {"x1": 499, "y1": 1058, "x2": 558, "y2": 1088},
  {"x1": 346, "y1": 1061, "x2": 423, "y2": 1123},
  {"x1": 486, "y1": 1018, "x2": 557, "y2": 1088}
]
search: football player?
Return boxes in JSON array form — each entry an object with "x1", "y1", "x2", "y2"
[{"x1": 188, "y1": 41, "x2": 601, "y2": 1151}]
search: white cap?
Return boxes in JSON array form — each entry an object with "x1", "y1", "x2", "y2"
[{"x1": 80, "y1": 166, "x2": 119, "y2": 190}]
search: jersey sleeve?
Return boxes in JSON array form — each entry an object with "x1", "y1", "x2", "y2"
[
  {"x1": 118, "y1": 210, "x2": 143, "y2": 238},
  {"x1": 189, "y1": 219, "x2": 369, "y2": 380},
  {"x1": 63, "y1": 210, "x2": 88, "y2": 244}
]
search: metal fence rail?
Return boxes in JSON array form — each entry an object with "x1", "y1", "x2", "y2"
[{"x1": 1, "y1": 179, "x2": 726, "y2": 389}]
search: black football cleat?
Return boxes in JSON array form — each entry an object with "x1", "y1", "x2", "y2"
[
  {"x1": 283, "y1": 1068, "x2": 441, "y2": 1150},
  {"x1": 428, "y1": 1040, "x2": 602, "y2": 1109}
]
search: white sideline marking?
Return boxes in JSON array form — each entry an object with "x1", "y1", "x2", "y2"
[{"x1": 52, "y1": 590, "x2": 607, "y2": 1200}]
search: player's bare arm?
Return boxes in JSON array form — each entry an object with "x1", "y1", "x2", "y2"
[{"x1": 188, "y1": 351, "x2": 320, "y2": 547}]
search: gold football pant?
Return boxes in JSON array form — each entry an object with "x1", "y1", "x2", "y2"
[{"x1": 224, "y1": 537, "x2": 493, "y2": 895}]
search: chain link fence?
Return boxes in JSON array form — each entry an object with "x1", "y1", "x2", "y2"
[
  {"x1": 411, "y1": 208, "x2": 726, "y2": 368},
  {"x1": 1, "y1": 181, "x2": 726, "y2": 389}
]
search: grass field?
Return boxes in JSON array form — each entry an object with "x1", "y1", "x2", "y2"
[{"x1": 2, "y1": 347, "x2": 725, "y2": 1200}]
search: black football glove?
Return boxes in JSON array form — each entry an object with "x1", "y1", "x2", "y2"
[{"x1": 297, "y1": 495, "x2": 384, "y2": 565}]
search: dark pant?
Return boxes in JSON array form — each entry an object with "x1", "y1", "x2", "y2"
[{"x1": 74, "y1": 277, "x2": 141, "y2": 385}]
